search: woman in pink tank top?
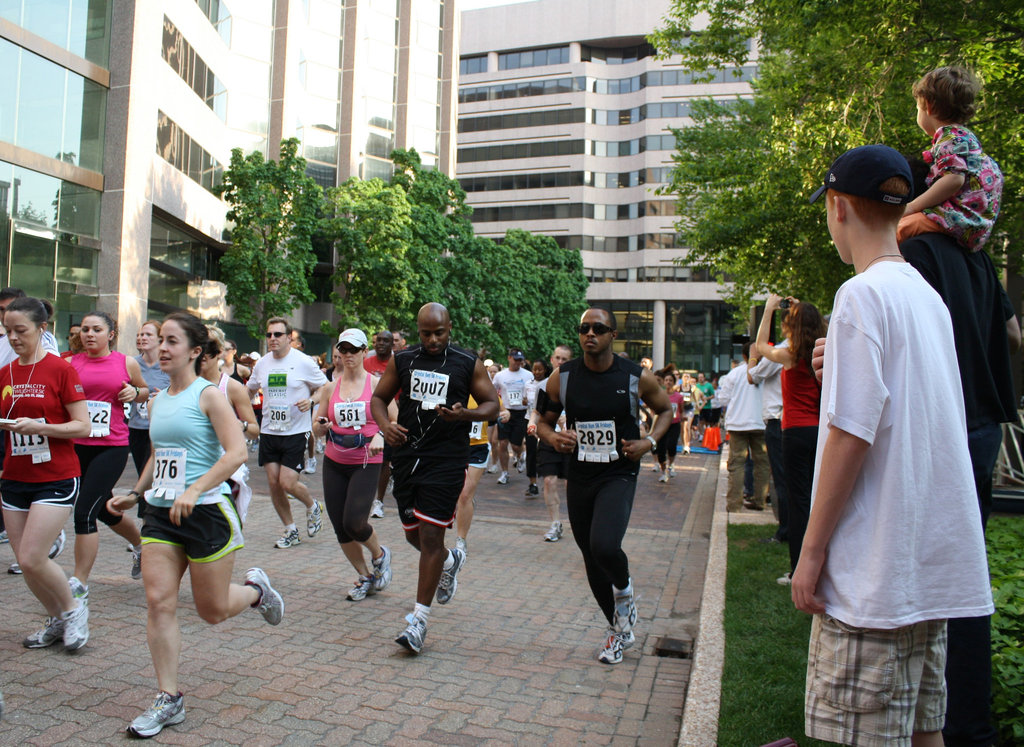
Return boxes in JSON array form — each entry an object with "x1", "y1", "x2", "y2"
[
  {"x1": 312, "y1": 329, "x2": 397, "y2": 602},
  {"x1": 68, "y1": 311, "x2": 149, "y2": 600}
]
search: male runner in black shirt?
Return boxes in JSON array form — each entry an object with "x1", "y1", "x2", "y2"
[
  {"x1": 537, "y1": 308, "x2": 672, "y2": 664},
  {"x1": 371, "y1": 303, "x2": 498, "y2": 654}
]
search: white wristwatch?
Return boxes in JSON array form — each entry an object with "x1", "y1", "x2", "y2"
[{"x1": 645, "y1": 435, "x2": 657, "y2": 450}]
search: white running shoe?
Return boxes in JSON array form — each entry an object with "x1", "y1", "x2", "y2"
[
  {"x1": 658, "y1": 473, "x2": 669, "y2": 483},
  {"x1": 516, "y1": 454, "x2": 526, "y2": 473},
  {"x1": 127, "y1": 691, "x2": 185, "y2": 738},
  {"x1": 496, "y1": 472, "x2": 509, "y2": 485},
  {"x1": 274, "y1": 528, "x2": 301, "y2": 548},
  {"x1": 544, "y1": 521, "x2": 563, "y2": 542},
  {"x1": 307, "y1": 501, "x2": 324, "y2": 537},
  {"x1": 371, "y1": 546, "x2": 392, "y2": 592},
  {"x1": 49, "y1": 529, "x2": 66, "y2": 560},
  {"x1": 395, "y1": 614, "x2": 426, "y2": 654},
  {"x1": 486, "y1": 463, "x2": 499, "y2": 474},
  {"x1": 346, "y1": 575, "x2": 375, "y2": 601},
  {"x1": 23, "y1": 616, "x2": 65, "y2": 648},
  {"x1": 370, "y1": 499, "x2": 385, "y2": 518},
  {"x1": 435, "y1": 547, "x2": 466, "y2": 605},
  {"x1": 245, "y1": 567, "x2": 284, "y2": 625},
  {"x1": 598, "y1": 629, "x2": 635, "y2": 665},
  {"x1": 304, "y1": 456, "x2": 317, "y2": 474},
  {"x1": 130, "y1": 544, "x2": 142, "y2": 580},
  {"x1": 612, "y1": 582, "x2": 638, "y2": 634},
  {"x1": 62, "y1": 600, "x2": 89, "y2": 651}
]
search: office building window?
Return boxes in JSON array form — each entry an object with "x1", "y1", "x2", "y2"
[
  {"x1": 162, "y1": 17, "x2": 227, "y2": 120},
  {"x1": 156, "y1": 111, "x2": 223, "y2": 192},
  {"x1": 459, "y1": 55, "x2": 486, "y2": 75},
  {"x1": 498, "y1": 46, "x2": 568, "y2": 70}
]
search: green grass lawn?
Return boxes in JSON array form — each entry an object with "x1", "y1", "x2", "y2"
[
  {"x1": 718, "y1": 524, "x2": 832, "y2": 747},
  {"x1": 720, "y1": 515, "x2": 1024, "y2": 746}
]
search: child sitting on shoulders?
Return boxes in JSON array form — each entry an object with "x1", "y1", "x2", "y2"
[{"x1": 897, "y1": 66, "x2": 1003, "y2": 252}]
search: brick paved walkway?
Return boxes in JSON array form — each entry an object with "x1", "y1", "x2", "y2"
[{"x1": 1, "y1": 447, "x2": 718, "y2": 745}]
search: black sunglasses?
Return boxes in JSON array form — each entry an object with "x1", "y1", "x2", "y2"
[
  {"x1": 578, "y1": 322, "x2": 612, "y2": 335},
  {"x1": 265, "y1": 331, "x2": 287, "y2": 338}
]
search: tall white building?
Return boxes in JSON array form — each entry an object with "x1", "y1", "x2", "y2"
[
  {"x1": 458, "y1": 0, "x2": 755, "y2": 371},
  {"x1": 0, "y1": 0, "x2": 458, "y2": 354}
]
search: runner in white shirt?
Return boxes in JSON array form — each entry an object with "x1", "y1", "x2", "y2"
[
  {"x1": 491, "y1": 348, "x2": 533, "y2": 484},
  {"x1": 247, "y1": 317, "x2": 327, "y2": 548}
]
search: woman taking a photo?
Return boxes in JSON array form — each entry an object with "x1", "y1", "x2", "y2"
[
  {"x1": 755, "y1": 294, "x2": 827, "y2": 584},
  {"x1": 70, "y1": 311, "x2": 150, "y2": 597},
  {"x1": 312, "y1": 329, "x2": 394, "y2": 601},
  {"x1": 0, "y1": 297, "x2": 92, "y2": 651},
  {"x1": 109, "y1": 312, "x2": 283, "y2": 738}
]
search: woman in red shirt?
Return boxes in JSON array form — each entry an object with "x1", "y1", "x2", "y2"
[
  {"x1": 755, "y1": 294, "x2": 828, "y2": 583},
  {"x1": 0, "y1": 297, "x2": 92, "y2": 650}
]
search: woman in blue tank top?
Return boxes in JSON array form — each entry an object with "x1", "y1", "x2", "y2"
[{"x1": 108, "y1": 312, "x2": 284, "y2": 739}]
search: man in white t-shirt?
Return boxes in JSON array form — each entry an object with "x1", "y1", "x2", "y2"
[
  {"x1": 491, "y1": 347, "x2": 533, "y2": 484},
  {"x1": 715, "y1": 343, "x2": 768, "y2": 511},
  {"x1": 248, "y1": 317, "x2": 328, "y2": 548},
  {"x1": 794, "y1": 145, "x2": 993, "y2": 746}
]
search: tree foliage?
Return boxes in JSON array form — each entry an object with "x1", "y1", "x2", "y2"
[
  {"x1": 319, "y1": 177, "x2": 412, "y2": 332},
  {"x1": 325, "y1": 149, "x2": 590, "y2": 360},
  {"x1": 215, "y1": 138, "x2": 322, "y2": 338},
  {"x1": 650, "y1": 0, "x2": 1024, "y2": 312}
]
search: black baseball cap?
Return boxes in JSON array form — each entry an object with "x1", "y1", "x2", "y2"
[{"x1": 809, "y1": 145, "x2": 914, "y2": 205}]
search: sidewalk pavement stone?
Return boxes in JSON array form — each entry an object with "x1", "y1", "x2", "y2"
[{"x1": 0, "y1": 446, "x2": 720, "y2": 744}]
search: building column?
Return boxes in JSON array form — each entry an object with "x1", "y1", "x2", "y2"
[{"x1": 652, "y1": 299, "x2": 666, "y2": 369}]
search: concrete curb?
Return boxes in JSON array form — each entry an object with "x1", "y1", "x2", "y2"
[{"x1": 677, "y1": 444, "x2": 730, "y2": 746}]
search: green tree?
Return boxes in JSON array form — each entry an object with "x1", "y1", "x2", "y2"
[
  {"x1": 215, "y1": 138, "x2": 322, "y2": 339},
  {"x1": 319, "y1": 177, "x2": 413, "y2": 332},
  {"x1": 650, "y1": 0, "x2": 1024, "y2": 312}
]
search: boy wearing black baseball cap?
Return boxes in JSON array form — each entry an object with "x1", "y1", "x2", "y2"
[{"x1": 793, "y1": 145, "x2": 993, "y2": 746}]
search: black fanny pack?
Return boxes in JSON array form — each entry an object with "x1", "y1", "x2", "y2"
[{"x1": 327, "y1": 431, "x2": 370, "y2": 449}]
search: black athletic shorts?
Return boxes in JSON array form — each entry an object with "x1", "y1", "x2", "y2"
[
  {"x1": 536, "y1": 446, "x2": 570, "y2": 480},
  {"x1": 391, "y1": 457, "x2": 466, "y2": 530},
  {"x1": 468, "y1": 443, "x2": 490, "y2": 469},
  {"x1": 141, "y1": 499, "x2": 243, "y2": 562},
  {"x1": 258, "y1": 433, "x2": 307, "y2": 472},
  {"x1": 0, "y1": 477, "x2": 79, "y2": 511},
  {"x1": 497, "y1": 409, "x2": 528, "y2": 446}
]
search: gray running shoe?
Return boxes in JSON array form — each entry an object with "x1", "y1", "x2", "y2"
[
  {"x1": 435, "y1": 547, "x2": 465, "y2": 605},
  {"x1": 370, "y1": 499, "x2": 385, "y2": 518},
  {"x1": 130, "y1": 545, "x2": 143, "y2": 580},
  {"x1": 127, "y1": 691, "x2": 185, "y2": 738},
  {"x1": 307, "y1": 501, "x2": 324, "y2": 537},
  {"x1": 68, "y1": 575, "x2": 89, "y2": 603},
  {"x1": 516, "y1": 454, "x2": 526, "y2": 473},
  {"x1": 346, "y1": 575, "x2": 374, "y2": 601},
  {"x1": 245, "y1": 567, "x2": 284, "y2": 625},
  {"x1": 0, "y1": 529, "x2": 8, "y2": 543},
  {"x1": 395, "y1": 614, "x2": 426, "y2": 654},
  {"x1": 49, "y1": 529, "x2": 66, "y2": 560},
  {"x1": 612, "y1": 582, "x2": 638, "y2": 635},
  {"x1": 544, "y1": 521, "x2": 563, "y2": 542},
  {"x1": 598, "y1": 628, "x2": 635, "y2": 665},
  {"x1": 274, "y1": 528, "x2": 301, "y2": 549},
  {"x1": 62, "y1": 600, "x2": 89, "y2": 651},
  {"x1": 8, "y1": 562, "x2": 21, "y2": 575},
  {"x1": 23, "y1": 616, "x2": 65, "y2": 648},
  {"x1": 371, "y1": 546, "x2": 392, "y2": 592}
]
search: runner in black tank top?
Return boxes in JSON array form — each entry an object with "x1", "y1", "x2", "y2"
[
  {"x1": 537, "y1": 308, "x2": 671, "y2": 665},
  {"x1": 371, "y1": 303, "x2": 499, "y2": 655}
]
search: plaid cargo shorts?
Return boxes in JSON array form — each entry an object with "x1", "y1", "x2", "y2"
[{"x1": 805, "y1": 614, "x2": 947, "y2": 747}]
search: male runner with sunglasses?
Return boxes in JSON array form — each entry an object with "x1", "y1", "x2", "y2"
[
  {"x1": 536, "y1": 308, "x2": 671, "y2": 664},
  {"x1": 247, "y1": 317, "x2": 327, "y2": 548}
]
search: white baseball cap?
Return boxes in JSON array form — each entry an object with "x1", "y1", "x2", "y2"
[{"x1": 336, "y1": 328, "x2": 368, "y2": 349}]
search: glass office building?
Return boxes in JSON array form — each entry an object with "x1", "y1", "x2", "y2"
[
  {"x1": 458, "y1": 0, "x2": 754, "y2": 373},
  {"x1": 0, "y1": 0, "x2": 457, "y2": 352}
]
